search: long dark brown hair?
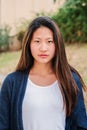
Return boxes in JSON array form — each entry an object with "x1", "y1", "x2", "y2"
[{"x1": 16, "y1": 16, "x2": 86, "y2": 116}]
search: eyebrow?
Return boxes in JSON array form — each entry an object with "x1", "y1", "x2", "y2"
[{"x1": 34, "y1": 37, "x2": 53, "y2": 39}]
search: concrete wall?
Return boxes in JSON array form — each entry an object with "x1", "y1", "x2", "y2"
[
  {"x1": 0, "y1": 0, "x2": 65, "y2": 25},
  {"x1": 0, "y1": 0, "x2": 65, "y2": 35}
]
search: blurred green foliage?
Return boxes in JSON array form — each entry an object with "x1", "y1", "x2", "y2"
[
  {"x1": 52, "y1": 0, "x2": 87, "y2": 43},
  {"x1": 0, "y1": 25, "x2": 11, "y2": 51},
  {"x1": 16, "y1": 18, "x2": 29, "y2": 42}
]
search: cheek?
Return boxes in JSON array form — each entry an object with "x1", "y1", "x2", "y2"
[
  {"x1": 30, "y1": 45, "x2": 38, "y2": 57},
  {"x1": 50, "y1": 45, "x2": 56, "y2": 56},
  {"x1": 30, "y1": 43, "x2": 35, "y2": 51}
]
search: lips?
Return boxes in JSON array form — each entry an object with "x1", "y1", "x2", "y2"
[{"x1": 38, "y1": 54, "x2": 48, "y2": 58}]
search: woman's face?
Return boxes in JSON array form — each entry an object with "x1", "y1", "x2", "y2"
[{"x1": 30, "y1": 26, "x2": 56, "y2": 65}]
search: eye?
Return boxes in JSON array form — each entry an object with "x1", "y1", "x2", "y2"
[
  {"x1": 48, "y1": 40, "x2": 53, "y2": 44},
  {"x1": 34, "y1": 40, "x2": 40, "y2": 43}
]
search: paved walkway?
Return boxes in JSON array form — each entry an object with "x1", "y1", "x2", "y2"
[{"x1": 0, "y1": 74, "x2": 6, "y2": 87}]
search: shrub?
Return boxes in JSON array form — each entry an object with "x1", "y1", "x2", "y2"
[
  {"x1": 52, "y1": 0, "x2": 87, "y2": 43},
  {"x1": 17, "y1": 30, "x2": 25, "y2": 42},
  {"x1": 0, "y1": 25, "x2": 11, "y2": 52},
  {"x1": 16, "y1": 18, "x2": 29, "y2": 42}
]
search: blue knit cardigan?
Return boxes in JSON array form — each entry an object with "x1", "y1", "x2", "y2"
[{"x1": 0, "y1": 71, "x2": 87, "y2": 130}]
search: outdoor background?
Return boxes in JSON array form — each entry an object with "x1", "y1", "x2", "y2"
[{"x1": 0, "y1": 0, "x2": 87, "y2": 109}]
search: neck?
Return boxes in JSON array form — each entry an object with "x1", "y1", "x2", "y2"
[{"x1": 30, "y1": 62, "x2": 54, "y2": 76}]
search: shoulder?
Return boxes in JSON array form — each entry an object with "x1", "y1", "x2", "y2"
[
  {"x1": 5, "y1": 71, "x2": 26, "y2": 79},
  {"x1": 1, "y1": 71, "x2": 28, "y2": 92},
  {"x1": 3, "y1": 70, "x2": 28, "y2": 82}
]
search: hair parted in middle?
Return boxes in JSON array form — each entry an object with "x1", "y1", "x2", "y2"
[
  {"x1": 16, "y1": 16, "x2": 85, "y2": 116},
  {"x1": 16, "y1": 16, "x2": 67, "y2": 72}
]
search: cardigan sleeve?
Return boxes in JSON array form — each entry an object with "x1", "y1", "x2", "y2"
[
  {"x1": 72, "y1": 73, "x2": 87, "y2": 129},
  {"x1": 0, "y1": 75, "x2": 12, "y2": 130}
]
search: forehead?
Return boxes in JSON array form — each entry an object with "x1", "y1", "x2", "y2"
[{"x1": 32, "y1": 26, "x2": 53, "y2": 38}]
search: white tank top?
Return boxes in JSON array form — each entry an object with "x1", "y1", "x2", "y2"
[{"x1": 22, "y1": 77, "x2": 66, "y2": 130}]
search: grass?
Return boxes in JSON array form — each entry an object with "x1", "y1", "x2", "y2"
[
  {"x1": 1, "y1": 43, "x2": 87, "y2": 84},
  {"x1": 0, "y1": 44, "x2": 87, "y2": 84},
  {"x1": 65, "y1": 43, "x2": 87, "y2": 84},
  {"x1": 0, "y1": 51, "x2": 21, "y2": 75}
]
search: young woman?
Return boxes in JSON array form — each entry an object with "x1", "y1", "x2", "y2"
[{"x1": 0, "y1": 16, "x2": 87, "y2": 130}]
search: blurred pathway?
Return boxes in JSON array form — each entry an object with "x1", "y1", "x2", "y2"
[{"x1": 0, "y1": 74, "x2": 6, "y2": 87}]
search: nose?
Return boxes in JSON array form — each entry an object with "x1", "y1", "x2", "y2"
[{"x1": 39, "y1": 42, "x2": 48, "y2": 51}]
